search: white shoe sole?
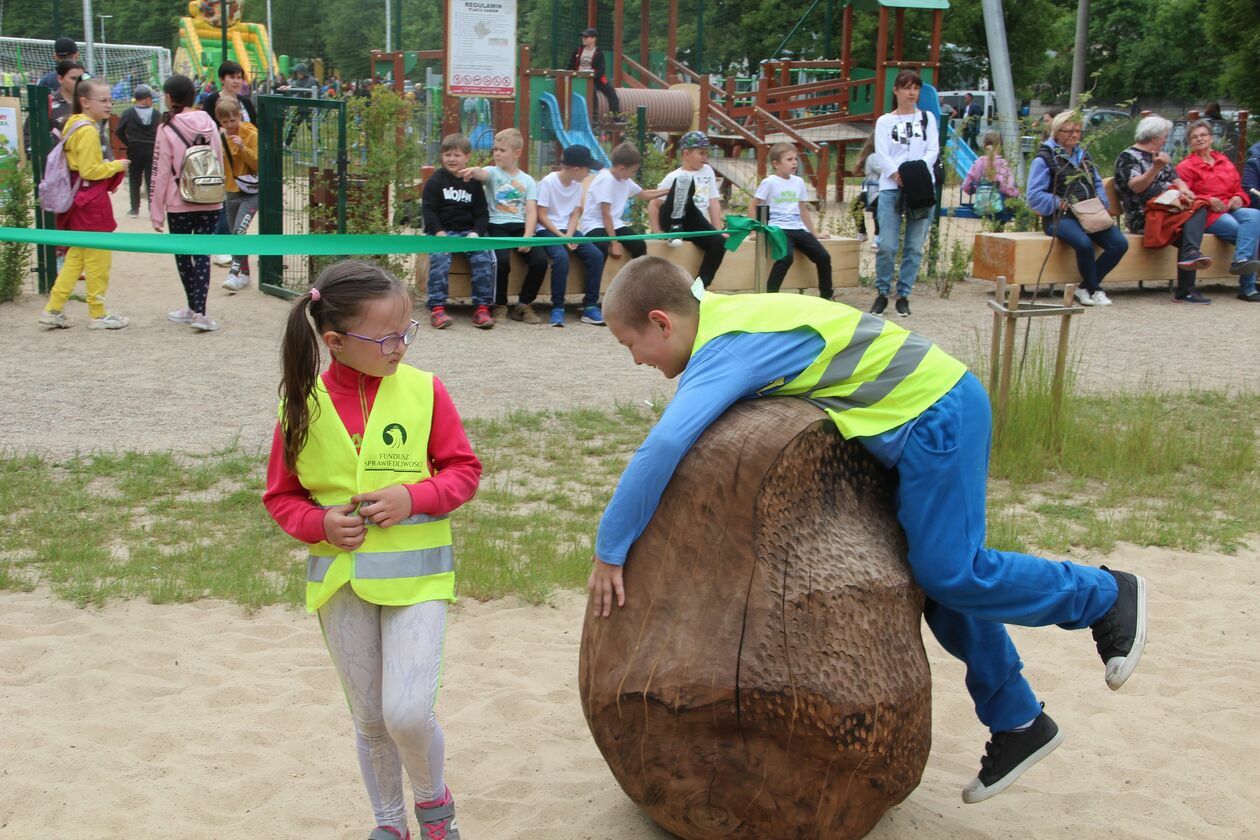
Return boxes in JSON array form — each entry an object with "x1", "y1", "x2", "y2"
[
  {"x1": 1105, "y1": 574, "x2": 1147, "y2": 691},
  {"x1": 961, "y1": 728, "x2": 1065, "y2": 804}
]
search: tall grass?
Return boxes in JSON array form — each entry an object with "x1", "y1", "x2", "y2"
[
  {"x1": 1, "y1": 370, "x2": 1255, "y2": 609},
  {"x1": 976, "y1": 335, "x2": 1259, "y2": 554}
]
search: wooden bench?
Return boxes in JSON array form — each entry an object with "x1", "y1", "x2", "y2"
[
  {"x1": 431, "y1": 236, "x2": 860, "y2": 300},
  {"x1": 971, "y1": 178, "x2": 1239, "y2": 287}
]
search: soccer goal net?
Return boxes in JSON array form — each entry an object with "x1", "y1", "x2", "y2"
[{"x1": 0, "y1": 37, "x2": 172, "y2": 101}]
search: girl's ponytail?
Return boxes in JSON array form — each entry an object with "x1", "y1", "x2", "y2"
[{"x1": 279, "y1": 290, "x2": 324, "y2": 473}]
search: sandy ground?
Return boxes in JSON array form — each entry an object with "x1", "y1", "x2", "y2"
[
  {"x1": 2, "y1": 541, "x2": 1257, "y2": 839},
  {"x1": 2, "y1": 189, "x2": 1259, "y2": 838}
]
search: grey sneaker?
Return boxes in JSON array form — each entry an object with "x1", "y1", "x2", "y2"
[
  {"x1": 367, "y1": 827, "x2": 408, "y2": 840},
  {"x1": 89, "y1": 313, "x2": 130, "y2": 330},
  {"x1": 190, "y1": 314, "x2": 219, "y2": 332},
  {"x1": 168, "y1": 307, "x2": 196, "y2": 324},
  {"x1": 39, "y1": 310, "x2": 71, "y2": 329},
  {"x1": 416, "y1": 789, "x2": 460, "y2": 840}
]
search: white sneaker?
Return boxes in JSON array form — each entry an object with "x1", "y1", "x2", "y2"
[
  {"x1": 855, "y1": 232, "x2": 868, "y2": 242},
  {"x1": 667, "y1": 238, "x2": 684, "y2": 248},
  {"x1": 168, "y1": 307, "x2": 196, "y2": 323},
  {"x1": 88, "y1": 313, "x2": 129, "y2": 330},
  {"x1": 1073, "y1": 287, "x2": 1095, "y2": 307},
  {"x1": 1091, "y1": 289, "x2": 1113, "y2": 306},
  {"x1": 190, "y1": 314, "x2": 219, "y2": 332},
  {"x1": 222, "y1": 272, "x2": 251, "y2": 292},
  {"x1": 39, "y1": 310, "x2": 71, "y2": 328},
  {"x1": 870, "y1": 236, "x2": 880, "y2": 251},
  {"x1": 212, "y1": 254, "x2": 234, "y2": 267}
]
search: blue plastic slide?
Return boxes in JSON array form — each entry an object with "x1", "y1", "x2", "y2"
[
  {"x1": 537, "y1": 91, "x2": 612, "y2": 168},
  {"x1": 946, "y1": 123, "x2": 978, "y2": 180}
]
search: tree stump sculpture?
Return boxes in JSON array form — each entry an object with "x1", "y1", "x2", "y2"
[{"x1": 579, "y1": 399, "x2": 931, "y2": 839}]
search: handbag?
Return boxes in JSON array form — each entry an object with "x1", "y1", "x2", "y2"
[
  {"x1": 1068, "y1": 196, "x2": 1115, "y2": 233},
  {"x1": 973, "y1": 181, "x2": 1004, "y2": 216}
]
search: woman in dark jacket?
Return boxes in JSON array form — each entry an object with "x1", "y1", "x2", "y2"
[{"x1": 570, "y1": 28, "x2": 620, "y2": 118}]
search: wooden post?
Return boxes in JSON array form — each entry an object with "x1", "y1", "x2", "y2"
[
  {"x1": 875, "y1": 7, "x2": 889, "y2": 115},
  {"x1": 587, "y1": 0, "x2": 597, "y2": 27},
  {"x1": 1051, "y1": 282, "x2": 1076, "y2": 427},
  {"x1": 989, "y1": 277, "x2": 1005, "y2": 394},
  {"x1": 640, "y1": 0, "x2": 650, "y2": 71},
  {"x1": 995, "y1": 282, "x2": 1020, "y2": 436},
  {"x1": 519, "y1": 45, "x2": 531, "y2": 163},
  {"x1": 841, "y1": 6, "x2": 853, "y2": 81},
  {"x1": 613, "y1": 0, "x2": 624, "y2": 86},
  {"x1": 894, "y1": 9, "x2": 905, "y2": 63},
  {"x1": 667, "y1": 0, "x2": 678, "y2": 82}
]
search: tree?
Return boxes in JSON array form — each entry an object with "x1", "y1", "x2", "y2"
[{"x1": 1206, "y1": 0, "x2": 1260, "y2": 110}]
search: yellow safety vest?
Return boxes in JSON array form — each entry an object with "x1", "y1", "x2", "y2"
[
  {"x1": 292, "y1": 364, "x2": 455, "y2": 612},
  {"x1": 692, "y1": 293, "x2": 967, "y2": 438}
]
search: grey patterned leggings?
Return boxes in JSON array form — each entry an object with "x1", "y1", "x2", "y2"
[{"x1": 318, "y1": 586, "x2": 448, "y2": 834}]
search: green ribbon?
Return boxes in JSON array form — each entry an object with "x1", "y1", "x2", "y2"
[
  {"x1": 0, "y1": 226, "x2": 738, "y2": 256},
  {"x1": 722, "y1": 215, "x2": 789, "y2": 262}
]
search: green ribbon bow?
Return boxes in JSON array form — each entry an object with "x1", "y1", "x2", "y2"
[{"x1": 722, "y1": 215, "x2": 789, "y2": 262}]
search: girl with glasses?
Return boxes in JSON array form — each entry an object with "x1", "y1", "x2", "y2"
[{"x1": 264, "y1": 261, "x2": 481, "y2": 840}]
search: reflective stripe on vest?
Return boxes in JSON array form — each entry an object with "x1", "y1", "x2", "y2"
[
  {"x1": 307, "y1": 545, "x2": 455, "y2": 583},
  {"x1": 290, "y1": 365, "x2": 456, "y2": 612},
  {"x1": 691, "y1": 293, "x2": 967, "y2": 438}
]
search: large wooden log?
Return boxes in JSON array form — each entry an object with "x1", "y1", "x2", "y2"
[{"x1": 579, "y1": 399, "x2": 930, "y2": 839}]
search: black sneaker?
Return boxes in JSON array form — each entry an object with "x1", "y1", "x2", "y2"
[
  {"x1": 1228, "y1": 258, "x2": 1260, "y2": 276},
  {"x1": 895, "y1": 297, "x2": 911, "y2": 318},
  {"x1": 870, "y1": 293, "x2": 888, "y2": 315},
  {"x1": 1172, "y1": 290, "x2": 1211, "y2": 304},
  {"x1": 1238, "y1": 291, "x2": 1260, "y2": 302},
  {"x1": 961, "y1": 706, "x2": 1064, "y2": 804},
  {"x1": 1091, "y1": 566, "x2": 1147, "y2": 691}
]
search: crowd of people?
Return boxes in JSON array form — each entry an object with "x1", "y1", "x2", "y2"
[{"x1": 1030, "y1": 110, "x2": 1260, "y2": 305}]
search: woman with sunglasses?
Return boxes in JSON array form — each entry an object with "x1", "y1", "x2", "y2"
[
  {"x1": 264, "y1": 260, "x2": 481, "y2": 840},
  {"x1": 1026, "y1": 110, "x2": 1129, "y2": 306}
]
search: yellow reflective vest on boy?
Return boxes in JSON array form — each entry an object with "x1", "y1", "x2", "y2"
[
  {"x1": 692, "y1": 293, "x2": 967, "y2": 438},
  {"x1": 293, "y1": 365, "x2": 455, "y2": 612}
]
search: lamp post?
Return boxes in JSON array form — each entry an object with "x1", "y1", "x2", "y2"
[{"x1": 98, "y1": 14, "x2": 112, "y2": 80}]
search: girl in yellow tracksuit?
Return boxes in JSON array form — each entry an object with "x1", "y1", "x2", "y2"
[{"x1": 39, "y1": 77, "x2": 131, "y2": 330}]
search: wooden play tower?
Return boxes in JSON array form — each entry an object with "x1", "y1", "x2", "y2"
[{"x1": 588, "y1": 0, "x2": 948, "y2": 200}]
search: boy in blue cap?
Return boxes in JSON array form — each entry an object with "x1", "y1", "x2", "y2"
[{"x1": 589, "y1": 256, "x2": 1148, "y2": 805}]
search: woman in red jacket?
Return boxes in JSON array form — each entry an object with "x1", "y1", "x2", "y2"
[{"x1": 1176, "y1": 120, "x2": 1260, "y2": 302}]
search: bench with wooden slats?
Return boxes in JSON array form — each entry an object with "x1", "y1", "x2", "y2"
[{"x1": 972, "y1": 178, "x2": 1238, "y2": 287}]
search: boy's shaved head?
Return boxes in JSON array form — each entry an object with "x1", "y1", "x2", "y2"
[{"x1": 604, "y1": 256, "x2": 699, "y2": 327}]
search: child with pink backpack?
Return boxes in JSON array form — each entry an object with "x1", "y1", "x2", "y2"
[{"x1": 38, "y1": 76, "x2": 131, "y2": 330}]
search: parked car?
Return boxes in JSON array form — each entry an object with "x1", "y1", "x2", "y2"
[{"x1": 1082, "y1": 108, "x2": 1131, "y2": 133}]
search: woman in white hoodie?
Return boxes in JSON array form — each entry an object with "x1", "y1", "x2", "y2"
[{"x1": 151, "y1": 74, "x2": 224, "y2": 332}]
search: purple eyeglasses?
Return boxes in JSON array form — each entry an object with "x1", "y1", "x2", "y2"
[{"x1": 335, "y1": 320, "x2": 420, "y2": 355}]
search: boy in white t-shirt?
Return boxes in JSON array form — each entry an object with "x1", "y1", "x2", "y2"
[
  {"x1": 750, "y1": 142, "x2": 833, "y2": 299},
  {"x1": 460, "y1": 128, "x2": 549, "y2": 323},
  {"x1": 578, "y1": 142, "x2": 670, "y2": 273},
  {"x1": 535, "y1": 145, "x2": 608, "y2": 327},
  {"x1": 647, "y1": 131, "x2": 728, "y2": 288}
]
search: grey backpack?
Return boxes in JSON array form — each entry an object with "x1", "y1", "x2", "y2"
[{"x1": 166, "y1": 120, "x2": 226, "y2": 204}]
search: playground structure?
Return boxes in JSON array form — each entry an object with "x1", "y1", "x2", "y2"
[
  {"x1": 175, "y1": 0, "x2": 279, "y2": 83},
  {"x1": 374, "y1": 0, "x2": 949, "y2": 204}
]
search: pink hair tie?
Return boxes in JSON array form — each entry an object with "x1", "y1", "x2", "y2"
[{"x1": 309, "y1": 288, "x2": 321, "y2": 301}]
